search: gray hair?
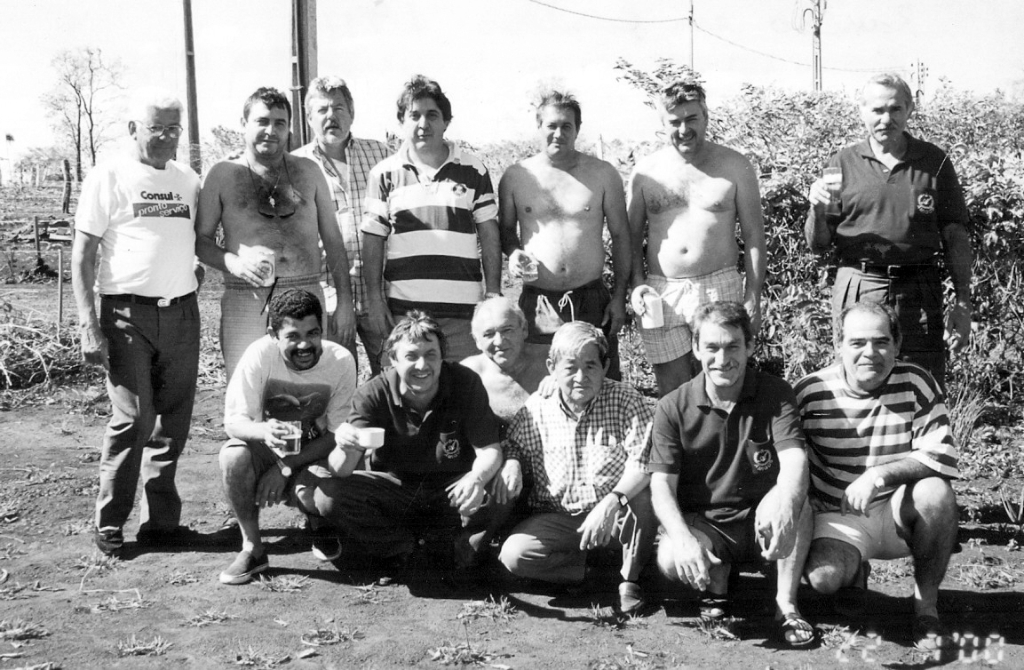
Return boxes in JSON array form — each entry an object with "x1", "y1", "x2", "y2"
[
  {"x1": 304, "y1": 76, "x2": 354, "y2": 115},
  {"x1": 860, "y1": 73, "x2": 915, "y2": 110},
  {"x1": 472, "y1": 296, "x2": 527, "y2": 333},
  {"x1": 128, "y1": 88, "x2": 183, "y2": 123},
  {"x1": 548, "y1": 321, "x2": 608, "y2": 365}
]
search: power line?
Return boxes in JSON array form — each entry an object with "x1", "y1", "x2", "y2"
[
  {"x1": 524, "y1": 0, "x2": 686, "y2": 24},
  {"x1": 523, "y1": 0, "x2": 901, "y2": 74}
]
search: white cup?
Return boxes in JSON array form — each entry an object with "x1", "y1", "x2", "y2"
[
  {"x1": 520, "y1": 253, "x2": 539, "y2": 282},
  {"x1": 358, "y1": 427, "x2": 385, "y2": 450},
  {"x1": 640, "y1": 292, "x2": 664, "y2": 329}
]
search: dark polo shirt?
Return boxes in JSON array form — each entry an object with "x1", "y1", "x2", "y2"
[
  {"x1": 347, "y1": 362, "x2": 498, "y2": 482},
  {"x1": 817, "y1": 132, "x2": 968, "y2": 265},
  {"x1": 650, "y1": 369, "x2": 805, "y2": 523}
]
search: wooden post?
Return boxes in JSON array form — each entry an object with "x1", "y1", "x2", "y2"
[
  {"x1": 289, "y1": 0, "x2": 318, "y2": 149},
  {"x1": 33, "y1": 216, "x2": 41, "y2": 255},
  {"x1": 183, "y1": 0, "x2": 202, "y2": 175},
  {"x1": 61, "y1": 159, "x2": 72, "y2": 214},
  {"x1": 57, "y1": 247, "x2": 64, "y2": 340}
]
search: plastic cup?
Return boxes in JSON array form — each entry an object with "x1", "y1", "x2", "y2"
[
  {"x1": 280, "y1": 420, "x2": 302, "y2": 455},
  {"x1": 358, "y1": 427, "x2": 385, "y2": 450},
  {"x1": 254, "y1": 248, "x2": 276, "y2": 287},
  {"x1": 823, "y1": 167, "x2": 842, "y2": 216},
  {"x1": 640, "y1": 292, "x2": 664, "y2": 329},
  {"x1": 521, "y1": 253, "x2": 539, "y2": 282}
]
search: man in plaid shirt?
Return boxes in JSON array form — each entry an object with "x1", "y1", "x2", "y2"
[
  {"x1": 293, "y1": 76, "x2": 391, "y2": 374},
  {"x1": 498, "y1": 322, "x2": 656, "y2": 615}
]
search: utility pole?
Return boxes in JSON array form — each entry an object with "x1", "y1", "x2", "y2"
[
  {"x1": 182, "y1": 0, "x2": 201, "y2": 175},
  {"x1": 290, "y1": 0, "x2": 318, "y2": 150},
  {"x1": 910, "y1": 58, "x2": 928, "y2": 105},
  {"x1": 810, "y1": 0, "x2": 824, "y2": 91},
  {"x1": 688, "y1": 0, "x2": 694, "y2": 69}
]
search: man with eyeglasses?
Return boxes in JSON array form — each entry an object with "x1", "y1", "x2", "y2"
[
  {"x1": 73, "y1": 89, "x2": 203, "y2": 556},
  {"x1": 197, "y1": 87, "x2": 357, "y2": 380},
  {"x1": 292, "y1": 76, "x2": 392, "y2": 375}
]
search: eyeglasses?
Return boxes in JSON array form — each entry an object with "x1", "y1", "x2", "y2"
[
  {"x1": 256, "y1": 184, "x2": 296, "y2": 219},
  {"x1": 143, "y1": 124, "x2": 184, "y2": 138}
]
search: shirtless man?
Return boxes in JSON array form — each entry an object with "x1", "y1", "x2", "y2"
[
  {"x1": 499, "y1": 90, "x2": 630, "y2": 380},
  {"x1": 461, "y1": 297, "x2": 548, "y2": 427},
  {"x1": 197, "y1": 87, "x2": 356, "y2": 380},
  {"x1": 628, "y1": 79, "x2": 765, "y2": 397}
]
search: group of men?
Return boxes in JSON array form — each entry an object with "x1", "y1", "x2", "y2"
[{"x1": 72, "y1": 69, "x2": 971, "y2": 651}]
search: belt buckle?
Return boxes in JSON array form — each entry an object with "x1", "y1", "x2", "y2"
[{"x1": 157, "y1": 297, "x2": 170, "y2": 308}]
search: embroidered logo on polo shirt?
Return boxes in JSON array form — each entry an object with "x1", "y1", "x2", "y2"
[
  {"x1": 751, "y1": 447, "x2": 773, "y2": 473},
  {"x1": 452, "y1": 183, "x2": 467, "y2": 197},
  {"x1": 917, "y1": 192, "x2": 936, "y2": 215},
  {"x1": 437, "y1": 430, "x2": 461, "y2": 460}
]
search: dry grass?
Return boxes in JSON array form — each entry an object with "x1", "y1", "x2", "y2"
[
  {"x1": 0, "y1": 618, "x2": 50, "y2": 640},
  {"x1": 255, "y1": 575, "x2": 309, "y2": 593},
  {"x1": 116, "y1": 634, "x2": 171, "y2": 657},
  {"x1": 456, "y1": 596, "x2": 518, "y2": 624},
  {"x1": 299, "y1": 621, "x2": 364, "y2": 646},
  {"x1": 184, "y1": 609, "x2": 234, "y2": 628},
  {"x1": 0, "y1": 295, "x2": 82, "y2": 391}
]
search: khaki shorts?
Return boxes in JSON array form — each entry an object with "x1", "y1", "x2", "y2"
[
  {"x1": 812, "y1": 488, "x2": 912, "y2": 561},
  {"x1": 637, "y1": 268, "x2": 744, "y2": 364}
]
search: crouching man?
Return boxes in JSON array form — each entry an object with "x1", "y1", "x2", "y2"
[
  {"x1": 498, "y1": 322, "x2": 656, "y2": 615},
  {"x1": 218, "y1": 289, "x2": 356, "y2": 584},
  {"x1": 295, "y1": 311, "x2": 509, "y2": 583},
  {"x1": 795, "y1": 302, "x2": 960, "y2": 651},
  {"x1": 650, "y1": 302, "x2": 814, "y2": 647}
]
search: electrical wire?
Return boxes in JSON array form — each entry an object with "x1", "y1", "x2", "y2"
[{"x1": 523, "y1": 0, "x2": 901, "y2": 73}]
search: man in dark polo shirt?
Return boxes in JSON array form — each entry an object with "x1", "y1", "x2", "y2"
[
  {"x1": 805, "y1": 72, "x2": 972, "y2": 385},
  {"x1": 294, "y1": 311, "x2": 508, "y2": 581},
  {"x1": 650, "y1": 301, "x2": 814, "y2": 647}
]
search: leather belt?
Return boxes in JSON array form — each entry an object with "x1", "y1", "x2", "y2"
[
  {"x1": 101, "y1": 291, "x2": 196, "y2": 308},
  {"x1": 840, "y1": 261, "x2": 937, "y2": 278}
]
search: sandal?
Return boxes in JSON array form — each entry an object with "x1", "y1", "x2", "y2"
[
  {"x1": 913, "y1": 615, "x2": 951, "y2": 651},
  {"x1": 777, "y1": 612, "x2": 816, "y2": 648},
  {"x1": 698, "y1": 594, "x2": 728, "y2": 622}
]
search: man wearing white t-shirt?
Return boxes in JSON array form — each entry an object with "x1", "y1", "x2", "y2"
[
  {"x1": 218, "y1": 289, "x2": 356, "y2": 585},
  {"x1": 72, "y1": 90, "x2": 202, "y2": 557}
]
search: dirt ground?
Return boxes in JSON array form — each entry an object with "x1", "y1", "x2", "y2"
[{"x1": 2, "y1": 188, "x2": 1024, "y2": 668}]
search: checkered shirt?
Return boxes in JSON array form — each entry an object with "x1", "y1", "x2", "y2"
[
  {"x1": 293, "y1": 136, "x2": 391, "y2": 312},
  {"x1": 504, "y1": 379, "x2": 654, "y2": 515}
]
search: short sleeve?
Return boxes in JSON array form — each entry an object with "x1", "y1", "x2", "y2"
[
  {"x1": 74, "y1": 165, "x2": 113, "y2": 237},
  {"x1": 224, "y1": 341, "x2": 269, "y2": 428},
  {"x1": 324, "y1": 348, "x2": 357, "y2": 433},
  {"x1": 649, "y1": 392, "x2": 685, "y2": 475},
  {"x1": 361, "y1": 163, "x2": 392, "y2": 237}
]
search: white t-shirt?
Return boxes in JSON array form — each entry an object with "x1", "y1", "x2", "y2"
[
  {"x1": 225, "y1": 336, "x2": 357, "y2": 441},
  {"x1": 75, "y1": 155, "x2": 200, "y2": 298}
]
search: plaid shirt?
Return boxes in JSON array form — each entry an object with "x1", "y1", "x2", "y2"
[
  {"x1": 504, "y1": 379, "x2": 654, "y2": 515},
  {"x1": 293, "y1": 136, "x2": 391, "y2": 313}
]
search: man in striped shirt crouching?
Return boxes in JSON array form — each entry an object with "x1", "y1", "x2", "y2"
[{"x1": 795, "y1": 301, "x2": 959, "y2": 652}]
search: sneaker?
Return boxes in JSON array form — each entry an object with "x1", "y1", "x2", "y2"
[
  {"x1": 219, "y1": 550, "x2": 269, "y2": 585},
  {"x1": 311, "y1": 535, "x2": 342, "y2": 562},
  {"x1": 618, "y1": 581, "x2": 646, "y2": 616},
  {"x1": 93, "y1": 528, "x2": 124, "y2": 557}
]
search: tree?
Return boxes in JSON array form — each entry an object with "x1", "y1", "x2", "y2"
[{"x1": 42, "y1": 47, "x2": 124, "y2": 181}]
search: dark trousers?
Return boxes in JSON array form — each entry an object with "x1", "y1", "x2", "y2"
[{"x1": 95, "y1": 295, "x2": 200, "y2": 534}]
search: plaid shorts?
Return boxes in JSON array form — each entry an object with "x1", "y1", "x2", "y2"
[{"x1": 637, "y1": 268, "x2": 744, "y2": 364}]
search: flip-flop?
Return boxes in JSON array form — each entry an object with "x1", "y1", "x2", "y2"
[
  {"x1": 698, "y1": 594, "x2": 728, "y2": 622},
  {"x1": 913, "y1": 615, "x2": 951, "y2": 651},
  {"x1": 777, "y1": 612, "x2": 816, "y2": 648}
]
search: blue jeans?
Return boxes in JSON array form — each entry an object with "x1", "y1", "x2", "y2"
[{"x1": 95, "y1": 294, "x2": 200, "y2": 534}]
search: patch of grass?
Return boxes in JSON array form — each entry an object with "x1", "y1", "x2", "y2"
[
  {"x1": 350, "y1": 582, "x2": 387, "y2": 605},
  {"x1": 299, "y1": 622, "x2": 364, "y2": 646},
  {"x1": 73, "y1": 552, "x2": 120, "y2": 572},
  {"x1": 0, "y1": 618, "x2": 50, "y2": 640},
  {"x1": 587, "y1": 646, "x2": 667, "y2": 669},
  {"x1": 0, "y1": 296, "x2": 83, "y2": 390},
  {"x1": 233, "y1": 644, "x2": 282, "y2": 668},
  {"x1": 90, "y1": 595, "x2": 151, "y2": 613},
  {"x1": 819, "y1": 627, "x2": 884, "y2": 665},
  {"x1": 955, "y1": 552, "x2": 1023, "y2": 589},
  {"x1": 688, "y1": 616, "x2": 740, "y2": 642},
  {"x1": 428, "y1": 641, "x2": 507, "y2": 666},
  {"x1": 867, "y1": 556, "x2": 913, "y2": 584},
  {"x1": 167, "y1": 569, "x2": 200, "y2": 586},
  {"x1": 116, "y1": 634, "x2": 171, "y2": 657},
  {"x1": 255, "y1": 575, "x2": 309, "y2": 593},
  {"x1": 184, "y1": 609, "x2": 234, "y2": 628},
  {"x1": 456, "y1": 596, "x2": 518, "y2": 624},
  {"x1": 61, "y1": 519, "x2": 92, "y2": 536}
]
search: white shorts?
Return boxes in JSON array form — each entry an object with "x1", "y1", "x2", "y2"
[{"x1": 812, "y1": 487, "x2": 912, "y2": 561}]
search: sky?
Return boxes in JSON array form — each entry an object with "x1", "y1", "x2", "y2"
[{"x1": 1, "y1": 0, "x2": 1022, "y2": 165}]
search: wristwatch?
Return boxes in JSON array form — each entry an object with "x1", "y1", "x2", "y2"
[
  {"x1": 276, "y1": 459, "x2": 293, "y2": 478},
  {"x1": 611, "y1": 490, "x2": 629, "y2": 509}
]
